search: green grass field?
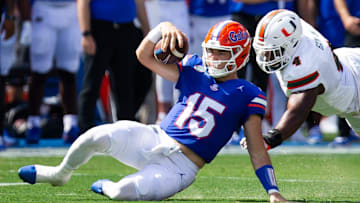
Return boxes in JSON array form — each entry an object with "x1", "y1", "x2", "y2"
[{"x1": 0, "y1": 153, "x2": 359, "y2": 202}]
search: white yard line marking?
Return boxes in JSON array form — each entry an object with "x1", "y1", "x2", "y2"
[{"x1": 0, "y1": 182, "x2": 29, "y2": 186}]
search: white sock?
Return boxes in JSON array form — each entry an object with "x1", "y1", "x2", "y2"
[
  {"x1": 35, "y1": 164, "x2": 73, "y2": 186},
  {"x1": 27, "y1": 116, "x2": 41, "y2": 129},
  {"x1": 63, "y1": 114, "x2": 78, "y2": 133}
]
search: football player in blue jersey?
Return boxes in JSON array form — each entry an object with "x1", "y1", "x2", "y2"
[{"x1": 18, "y1": 21, "x2": 288, "y2": 202}]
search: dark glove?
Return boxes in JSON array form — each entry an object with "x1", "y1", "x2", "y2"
[{"x1": 263, "y1": 129, "x2": 283, "y2": 149}]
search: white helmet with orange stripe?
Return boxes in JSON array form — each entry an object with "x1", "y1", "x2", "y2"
[{"x1": 253, "y1": 9, "x2": 302, "y2": 73}]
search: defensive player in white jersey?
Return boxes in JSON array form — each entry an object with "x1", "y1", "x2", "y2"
[
  {"x1": 18, "y1": 21, "x2": 288, "y2": 202},
  {"x1": 250, "y1": 9, "x2": 360, "y2": 149}
]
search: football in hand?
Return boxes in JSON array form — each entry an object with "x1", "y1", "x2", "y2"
[{"x1": 154, "y1": 39, "x2": 189, "y2": 64}]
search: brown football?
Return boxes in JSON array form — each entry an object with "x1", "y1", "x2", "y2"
[{"x1": 154, "y1": 39, "x2": 189, "y2": 64}]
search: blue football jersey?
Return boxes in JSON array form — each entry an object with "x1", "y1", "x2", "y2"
[
  {"x1": 160, "y1": 55, "x2": 267, "y2": 163},
  {"x1": 189, "y1": 0, "x2": 231, "y2": 17}
]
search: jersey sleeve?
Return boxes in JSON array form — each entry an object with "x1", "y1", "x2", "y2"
[
  {"x1": 245, "y1": 90, "x2": 267, "y2": 121},
  {"x1": 176, "y1": 54, "x2": 204, "y2": 90},
  {"x1": 286, "y1": 70, "x2": 320, "y2": 93},
  {"x1": 177, "y1": 54, "x2": 202, "y2": 72}
]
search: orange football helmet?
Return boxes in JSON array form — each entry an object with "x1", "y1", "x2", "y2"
[{"x1": 202, "y1": 20, "x2": 251, "y2": 78}]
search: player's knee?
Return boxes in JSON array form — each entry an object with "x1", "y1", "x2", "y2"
[
  {"x1": 108, "y1": 178, "x2": 155, "y2": 201},
  {"x1": 75, "y1": 127, "x2": 111, "y2": 153}
]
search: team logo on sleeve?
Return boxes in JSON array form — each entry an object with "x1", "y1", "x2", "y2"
[{"x1": 210, "y1": 84, "x2": 219, "y2": 91}]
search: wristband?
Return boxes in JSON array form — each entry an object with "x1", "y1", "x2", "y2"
[
  {"x1": 263, "y1": 129, "x2": 283, "y2": 149},
  {"x1": 147, "y1": 24, "x2": 161, "y2": 43},
  {"x1": 255, "y1": 165, "x2": 279, "y2": 194}
]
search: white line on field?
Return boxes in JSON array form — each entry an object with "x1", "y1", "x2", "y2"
[{"x1": 0, "y1": 182, "x2": 29, "y2": 186}]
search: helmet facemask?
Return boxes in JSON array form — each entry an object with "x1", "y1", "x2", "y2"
[
  {"x1": 202, "y1": 43, "x2": 244, "y2": 78},
  {"x1": 254, "y1": 42, "x2": 289, "y2": 73}
]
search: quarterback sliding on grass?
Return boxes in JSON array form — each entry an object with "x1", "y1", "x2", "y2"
[{"x1": 18, "y1": 20, "x2": 289, "y2": 202}]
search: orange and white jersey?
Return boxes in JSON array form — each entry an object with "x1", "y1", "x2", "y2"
[{"x1": 277, "y1": 19, "x2": 360, "y2": 116}]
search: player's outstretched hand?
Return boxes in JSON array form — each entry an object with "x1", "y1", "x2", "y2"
[
  {"x1": 270, "y1": 193, "x2": 302, "y2": 203},
  {"x1": 270, "y1": 193, "x2": 288, "y2": 202},
  {"x1": 240, "y1": 137, "x2": 248, "y2": 149},
  {"x1": 240, "y1": 137, "x2": 270, "y2": 151}
]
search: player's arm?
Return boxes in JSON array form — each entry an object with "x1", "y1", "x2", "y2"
[
  {"x1": 136, "y1": 22, "x2": 186, "y2": 82},
  {"x1": 77, "y1": 0, "x2": 96, "y2": 55},
  {"x1": 264, "y1": 85, "x2": 324, "y2": 149},
  {"x1": 244, "y1": 114, "x2": 287, "y2": 202},
  {"x1": 334, "y1": 0, "x2": 360, "y2": 36},
  {"x1": 135, "y1": 0, "x2": 150, "y2": 35}
]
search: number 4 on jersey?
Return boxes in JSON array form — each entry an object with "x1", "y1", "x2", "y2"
[{"x1": 292, "y1": 56, "x2": 301, "y2": 66}]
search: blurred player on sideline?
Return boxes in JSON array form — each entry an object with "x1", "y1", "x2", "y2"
[
  {"x1": 25, "y1": 0, "x2": 81, "y2": 145},
  {"x1": 18, "y1": 20, "x2": 288, "y2": 202}
]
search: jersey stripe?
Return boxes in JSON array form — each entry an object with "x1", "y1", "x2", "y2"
[
  {"x1": 287, "y1": 71, "x2": 319, "y2": 89},
  {"x1": 251, "y1": 97, "x2": 267, "y2": 106},
  {"x1": 258, "y1": 10, "x2": 283, "y2": 42},
  {"x1": 249, "y1": 95, "x2": 267, "y2": 110},
  {"x1": 248, "y1": 104, "x2": 266, "y2": 110},
  {"x1": 211, "y1": 20, "x2": 233, "y2": 40}
]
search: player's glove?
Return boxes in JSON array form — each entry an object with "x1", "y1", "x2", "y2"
[
  {"x1": 263, "y1": 129, "x2": 283, "y2": 149},
  {"x1": 240, "y1": 129, "x2": 283, "y2": 151}
]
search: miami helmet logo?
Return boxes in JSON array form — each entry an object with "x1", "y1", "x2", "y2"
[
  {"x1": 281, "y1": 20, "x2": 297, "y2": 37},
  {"x1": 229, "y1": 31, "x2": 249, "y2": 42}
]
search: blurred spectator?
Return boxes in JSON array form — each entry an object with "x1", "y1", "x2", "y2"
[
  {"x1": 188, "y1": 0, "x2": 231, "y2": 56},
  {"x1": 77, "y1": 0, "x2": 151, "y2": 134},
  {"x1": 0, "y1": 0, "x2": 16, "y2": 149},
  {"x1": 26, "y1": 0, "x2": 82, "y2": 145},
  {"x1": 154, "y1": 0, "x2": 190, "y2": 124}
]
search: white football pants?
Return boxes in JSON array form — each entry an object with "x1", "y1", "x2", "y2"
[
  {"x1": 59, "y1": 120, "x2": 199, "y2": 200},
  {"x1": 30, "y1": 1, "x2": 81, "y2": 73}
]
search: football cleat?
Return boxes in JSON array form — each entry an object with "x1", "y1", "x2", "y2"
[
  {"x1": 307, "y1": 125, "x2": 323, "y2": 144},
  {"x1": 91, "y1": 179, "x2": 110, "y2": 195},
  {"x1": 3, "y1": 130, "x2": 18, "y2": 147},
  {"x1": 63, "y1": 126, "x2": 80, "y2": 144},
  {"x1": 18, "y1": 165, "x2": 36, "y2": 184},
  {"x1": 26, "y1": 127, "x2": 41, "y2": 145},
  {"x1": 18, "y1": 165, "x2": 71, "y2": 186},
  {"x1": 329, "y1": 131, "x2": 360, "y2": 147}
]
